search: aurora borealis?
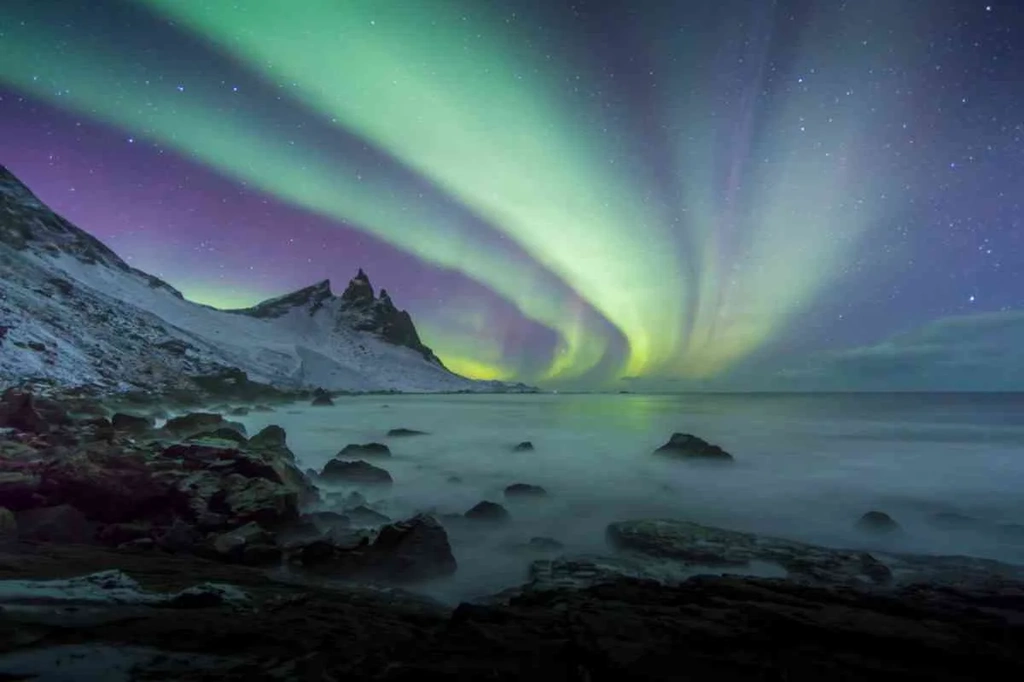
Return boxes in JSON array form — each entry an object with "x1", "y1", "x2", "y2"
[{"x1": 2, "y1": 1, "x2": 1022, "y2": 389}]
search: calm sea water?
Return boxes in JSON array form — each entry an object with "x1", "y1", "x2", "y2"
[{"x1": 231, "y1": 393, "x2": 1024, "y2": 601}]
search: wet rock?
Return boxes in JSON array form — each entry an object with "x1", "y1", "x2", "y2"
[
  {"x1": 447, "y1": 475, "x2": 462, "y2": 484},
  {"x1": 78, "y1": 417, "x2": 115, "y2": 443},
  {"x1": 929, "y1": 511, "x2": 980, "y2": 530},
  {"x1": 207, "y1": 522, "x2": 282, "y2": 565},
  {"x1": 512, "y1": 441, "x2": 534, "y2": 452},
  {"x1": 856, "y1": 510, "x2": 901, "y2": 534},
  {"x1": 606, "y1": 518, "x2": 895, "y2": 588},
  {"x1": 311, "y1": 388, "x2": 334, "y2": 406},
  {"x1": 110, "y1": 412, "x2": 153, "y2": 433},
  {"x1": 40, "y1": 450, "x2": 183, "y2": 524},
  {"x1": 347, "y1": 505, "x2": 390, "y2": 526},
  {"x1": 0, "y1": 506, "x2": 16, "y2": 537},
  {"x1": 387, "y1": 428, "x2": 428, "y2": 437},
  {"x1": 527, "y1": 536, "x2": 564, "y2": 551},
  {"x1": 338, "y1": 442, "x2": 391, "y2": 458},
  {"x1": 95, "y1": 522, "x2": 152, "y2": 547},
  {"x1": 227, "y1": 406, "x2": 250, "y2": 416},
  {"x1": 366, "y1": 514, "x2": 457, "y2": 581},
  {"x1": 504, "y1": 483, "x2": 547, "y2": 498},
  {"x1": 252, "y1": 404, "x2": 275, "y2": 412},
  {"x1": 654, "y1": 432, "x2": 734, "y2": 461},
  {"x1": 187, "y1": 427, "x2": 249, "y2": 446},
  {"x1": 215, "y1": 474, "x2": 300, "y2": 528},
  {"x1": 16, "y1": 504, "x2": 95, "y2": 544},
  {"x1": 223, "y1": 420, "x2": 248, "y2": 437},
  {"x1": 248, "y1": 424, "x2": 288, "y2": 451},
  {"x1": 0, "y1": 389, "x2": 52, "y2": 433},
  {"x1": 319, "y1": 459, "x2": 393, "y2": 485},
  {"x1": 154, "y1": 519, "x2": 202, "y2": 553},
  {"x1": 0, "y1": 471, "x2": 43, "y2": 511},
  {"x1": 162, "y1": 412, "x2": 225, "y2": 436},
  {"x1": 465, "y1": 500, "x2": 510, "y2": 523}
]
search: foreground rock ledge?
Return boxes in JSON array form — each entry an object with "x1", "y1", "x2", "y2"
[{"x1": 1, "y1": 543, "x2": 1024, "y2": 681}]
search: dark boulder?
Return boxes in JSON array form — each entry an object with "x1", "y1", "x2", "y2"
[
  {"x1": 187, "y1": 427, "x2": 249, "y2": 446},
  {"x1": 339, "y1": 442, "x2": 391, "y2": 458},
  {"x1": 320, "y1": 459, "x2": 393, "y2": 485},
  {"x1": 311, "y1": 388, "x2": 334, "y2": 406},
  {"x1": 654, "y1": 433, "x2": 734, "y2": 461},
  {"x1": 465, "y1": 500, "x2": 510, "y2": 523},
  {"x1": 527, "y1": 536, "x2": 564, "y2": 551},
  {"x1": 248, "y1": 424, "x2": 288, "y2": 451},
  {"x1": 365, "y1": 514, "x2": 457, "y2": 581},
  {"x1": 228, "y1": 406, "x2": 250, "y2": 416},
  {"x1": 16, "y1": 504, "x2": 95, "y2": 544},
  {"x1": 512, "y1": 441, "x2": 534, "y2": 452},
  {"x1": 856, "y1": 511, "x2": 901, "y2": 534},
  {"x1": 348, "y1": 505, "x2": 391, "y2": 526},
  {"x1": 387, "y1": 428, "x2": 428, "y2": 437},
  {"x1": 206, "y1": 522, "x2": 282, "y2": 565},
  {"x1": 163, "y1": 412, "x2": 225, "y2": 436},
  {"x1": 0, "y1": 471, "x2": 44, "y2": 511},
  {"x1": 504, "y1": 483, "x2": 547, "y2": 498},
  {"x1": 0, "y1": 389, "x2": 52, "y2": 433},
  {"x1": 39, "y1": 450, "x2": 184, "y2": 524},
  {"x1": 111, "y1": 412, "x2": 153, "y2": 433}
]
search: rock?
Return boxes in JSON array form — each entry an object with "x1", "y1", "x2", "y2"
[
  {"x1": 512, "y1": 441, "x2": 534, "y2": 452},
  {"x1": 252, "y1": 404, "x2": 275, "y2": 412},
  {"x1": 111, "y1": 412, "x2": 153, "y2": 432},
  {"x1": 163, "y1": 412, "x2": 224, "y2": 436},
  {"x1": 929, "y1": 511, "x2": 979, "y2": 530},
  {"x1": 228, "y1": 407, "x2": 250, "y2": 416},
  {"x1": 187, "y1": 427, "x2": 249, "y2": 446},
  {"x1": 0, "y1": 507, "x2": 16, "y2": 537},
  {"x1": 465, "y1": 500, "x2": 510, "y2": 523},
  {"x1": 40, "y1": 450, "x2": 183, "y2": 524},
  {"x1": 319, "y1": 459, "x2": 393, "y2": 485},
  {"x1": 208, "y1": 522, "x2": 282, "y2": 565},
  {"x1": 856, "y1": 510, "x2": 901, "y2": 534},
  {"x1": 348, "y1": 505, "x2": 390, "y2": 526},
  {"x1": 365, "y1": 514, "x2": 457, "y2": 581},
  {"x1": 338, "y1": 442, "x2": 391, "y2": 458},
  {"x1": 606, "y1": 519, "x2": 896, "y2": 588},
  {"x1": 248, "y1": 424, "x2": 288, "y2": 451},
  {"x1": 311, "y1": 388, "x2": 334, "y2": 406},
  {"x1": 223, "y1": 420, "x2": 248, "y2": 437},
  {"x1": 215, "y1": 474, "x2": 300, "y2": 528},
  {"x1": 447, "y1": 475, "x2": 462, "y2": 483},
  {"x1": 0, "y1": 471, "x2": 43, "y2": 511},
  {"x1": 528, "y1": 536, "x2": 564, "y2": 551},
  {"x1": 154, "y1": 519, "x2": 202, "y2": 553},
  {"x1": 387, "y1": 428, "x2": 428, "y2": 437},
  {"x1": 653, "y1": 433, "x2": 734, "y2": 461},
  {"x1": 16, "y1": 504, "x2": 95, "y2": 544},
  {"x1": 78, "y1": 417, "x2": 115, "y2": 442},
  {"x1": 504, "y1": 483, "x2": 547, "y2": 498},
  {"x1": 0, "y1": 389, "x2": 51, "y2": 433}
]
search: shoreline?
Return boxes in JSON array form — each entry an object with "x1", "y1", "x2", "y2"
[{"x1": 3, "y1": 385, "x2": 1024, "y2": 679}]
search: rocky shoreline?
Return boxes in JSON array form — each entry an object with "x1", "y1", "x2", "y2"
[{"x1": 2, "y1": 386, "x2": 1024, "y2": 680}]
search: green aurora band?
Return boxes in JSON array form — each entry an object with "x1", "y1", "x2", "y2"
[
  {"x1": 0, "y1": 3, "x2": 613, "y2": 383},
  {"x1": 1, "y1": 1, "x2": 926, "y2": 386}
]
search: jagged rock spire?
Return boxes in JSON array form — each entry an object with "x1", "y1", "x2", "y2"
[{"x1": 341, "y1": 268, "x2": 375, "y2": 306}]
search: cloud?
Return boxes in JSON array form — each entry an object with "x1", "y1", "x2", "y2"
[{"x1": 772, "y1": 311, "x2": 1024, "y2": 391}]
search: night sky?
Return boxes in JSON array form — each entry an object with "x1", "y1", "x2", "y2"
[{"x1": 2, "y1": 0, "x2": 1022, "y2": 390}]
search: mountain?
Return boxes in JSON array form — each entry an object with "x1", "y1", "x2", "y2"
[{"x1": 0, "y1": 164, "x2": 524, "y2": 394}]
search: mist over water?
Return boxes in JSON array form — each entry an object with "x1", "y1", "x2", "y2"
[{"x1": 233, "y1": 393, "x2": 1024, "y2": 603}]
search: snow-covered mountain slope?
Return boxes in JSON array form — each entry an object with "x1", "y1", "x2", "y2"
[{"x1": 0, "y1": 164, "x2": 525, "y2": 394}]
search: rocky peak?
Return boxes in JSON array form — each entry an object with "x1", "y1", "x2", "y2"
[
  {"x1": 236, "y1": 279, "x2": 334, "y2": 319},
  {"x1": 341, "y1": 268, "x2": 375, "y2": 306}
]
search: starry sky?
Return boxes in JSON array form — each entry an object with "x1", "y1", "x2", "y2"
[{"x1": 1, "y1": 0, "x2": 1022, "y2": 390}]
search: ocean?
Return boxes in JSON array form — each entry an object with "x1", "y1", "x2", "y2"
[{"x1": 231, "y1": 392, "x2": 1024, "y2": 601}]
